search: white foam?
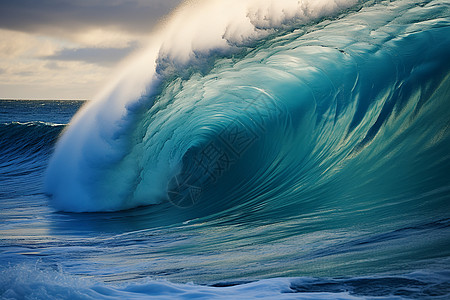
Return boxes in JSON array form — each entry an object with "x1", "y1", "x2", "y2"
[
  {"x1": 158, "y1": 0, "x2": 358, "y2": 63},
  {"x1": 0, "y1": 265, "x2": 362, "y2": 300}
]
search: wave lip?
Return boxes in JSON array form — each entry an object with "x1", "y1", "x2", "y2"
[{"x1": 45, "y1": 0, "x2": 450, "y2": 213}]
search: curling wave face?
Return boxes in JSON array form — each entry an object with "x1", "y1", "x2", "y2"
[{"x1": 45, "y1": 0, "x2": 450, "y2": 229}]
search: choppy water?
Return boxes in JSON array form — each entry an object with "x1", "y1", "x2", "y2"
[{"x1": 1, "y1": 0, "x2": 450, "y2": 299}]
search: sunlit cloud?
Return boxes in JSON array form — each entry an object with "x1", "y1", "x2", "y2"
[
  {"x1": 0, "y1": 28, "x2": 117, "y2": 99},
  {"x1": 0, "y1": 0, "x2": 183, "y2": 100},
  {"x1": 72, "y1": 28, "x2": 143, "y2": 48},
  {"x1": 0, "y1": 29, "x2": 59, "y2": 59}
]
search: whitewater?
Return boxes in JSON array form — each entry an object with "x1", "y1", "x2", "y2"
[{"x1": 1, "y1": 0, "x2": 450, "y2": 298}]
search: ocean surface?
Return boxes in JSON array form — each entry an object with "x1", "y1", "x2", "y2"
[{"x1": 1, "y1": 0, "x2": 450, "y2": 299}]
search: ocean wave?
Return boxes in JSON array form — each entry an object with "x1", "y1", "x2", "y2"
[
  {"x1": 0, "y1": 122, "x2": 65, "y2": 155},
  {"x1": 0, "y1": 122, "x2": 65, "y2": 190},
  {"x1": 45, "y1": 0, "x2": 450, "y2": 221}
]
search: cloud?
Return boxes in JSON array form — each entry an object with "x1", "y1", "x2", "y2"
[
  {"x1": 43, "y1": 42, "x2": 138, "y2": 67},
  {"x1": 45, "y1": 62, "x2": 63, "y2": 70},
  {"x1": 0, "y1": 0, "x2": 183, "y2": 99},
  {"x1": 0, "y1": 29, "x2": 58, "y2": 59},
  {"x1": 0, "y1": 57, "x2": 115, "y2": 100},
  {"x1": 0, "y1": 0, "x2": 182, "y2": 36},
  {"x1": 14, "y1": 71, "x2": 35, "y2": 76}
]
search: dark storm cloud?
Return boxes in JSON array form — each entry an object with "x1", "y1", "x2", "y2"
[
  {"x1": 0, "y1": 0, "x2": 182, "y2": 34},
  {"x1": 44, "y1": 42, "x2": 138, "y2": 67}
]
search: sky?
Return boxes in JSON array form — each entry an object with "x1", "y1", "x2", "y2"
[{"x1": 0, "y1": 0, "x2": 182, "y2": 100}]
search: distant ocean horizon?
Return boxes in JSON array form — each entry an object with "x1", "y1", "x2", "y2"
[{"x1": 0, "y1": 99, "x2": 86, "y2": 124}]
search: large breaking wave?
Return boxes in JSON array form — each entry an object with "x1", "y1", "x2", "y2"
[{"x1": 45, "y1": 0, "x2": 450, "y2": 220}]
